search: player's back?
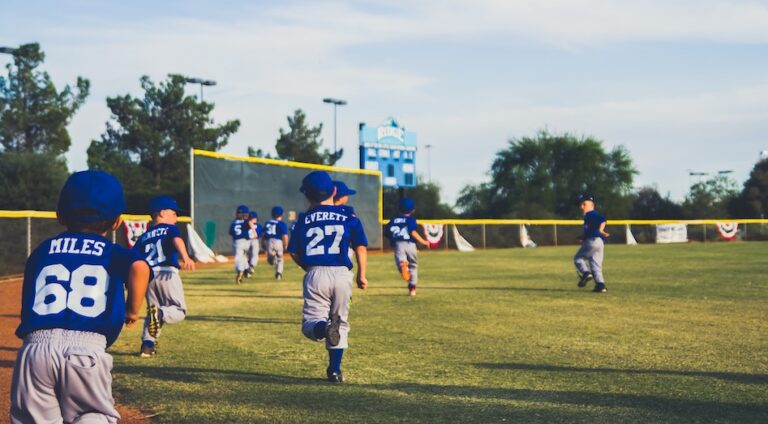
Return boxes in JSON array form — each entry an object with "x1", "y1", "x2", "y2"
[
  {"x1": 386, "y1": 214, "x2": 416, "y2": 244},
  {"x1": 16, "y1": 232, "x2": 138, "y2": 347},
  {"x1": 133, "y1": 223, "x2": 180, "y2": 268},
  {"x1": 265, "y1": 219, "x2": 287, "y2": 239},
  {"x1": 289, "y1": 205, "x2": 367, "y2": 269},
  {"x1": 230, "y1": 219, "x2": 249, "y2": 240}
]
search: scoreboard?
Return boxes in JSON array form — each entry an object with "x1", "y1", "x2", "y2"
[{"x1": 358, "y1": 118, "x2": 417, "y2": 188}]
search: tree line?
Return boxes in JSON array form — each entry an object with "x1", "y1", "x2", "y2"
[{"x1": 1, "y1": 43, "x2": 767, "y2": 220}]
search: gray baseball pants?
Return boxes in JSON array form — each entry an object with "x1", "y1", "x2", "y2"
[
  {"x1": 394, "y1": 241, "x2": 418, "y2": 285},
  {"x1": 142, "y1": 267, "x2": 187, "y2": 343},
  {"x1": 301, "y1": 266, "x2": 353, "y2": 350},
  {"x1": 233, "y1": 239, "x2": 250, "y2": 272},
  {"x1": 249, "y1": 238, "x2": 260, "y2": 268},
  {"x1": 267, "y1": 238, "x2": 284, "y2": 275},
  {"x1": 11, "y1": 329, "x2": 119, "y2": 424},
  {"x1": 574, "y1": 237, "x2": 605, "y2": 284}
]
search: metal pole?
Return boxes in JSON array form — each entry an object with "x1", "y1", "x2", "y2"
[
  {"x1": 26, "y1": 216, "x2": 31, "y2": 258},
  {"x1": 200, "y1": 84, "x2": 204, "y2": 102},
  {"x1": 445, "y1": 225, "x2": 449, "y2": 250},
  {"x1": 554, "y1": 224, "x2": 558, "y2": 247},
  {"x1": 333, "y1": 104, "x2": 337, "y2": 154},
  {"x1": 703, "y1": 224, "x2": 707, "y2": 243},
  {"x1": 190, "y1": 148, "x2": 195, "y2": 224},
  {"x1": 744, "y1": 222, "x2": 748, "y2": 241},
  {"x1": 482, "y1": 224, "x2": 486, "y2": 249}
]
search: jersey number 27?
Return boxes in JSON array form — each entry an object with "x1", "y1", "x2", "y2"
[{"x1": 306, "y1": 225, "x2": 344, "y2": 256}]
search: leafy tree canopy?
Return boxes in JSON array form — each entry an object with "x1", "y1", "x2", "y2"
[
  {"x1": 274, "y1": 109, "x2": 341, "y2": 165},
  {"x1": 0, "y1": 43, "x2": 89, "y2": 155},
  {"x1": 630, "y1": 186, "x2": 684, "y2": 220},
  {"x1": 457, "y1": 130, "x2": 636, "y2": 219},
  {"x1": 88, "y1": 74, "x2": 240, "y2": 212},
  {"x1": 729, "y1": 159, "x2": 768, "y2": 218},
  {"x1": 681, "y1": 174, "x2": 738, "y2": 219},
  {"x1": 383, "y1": 179, "x2": 455, "y2": 220},
  {"x1": 0, "y1": 152, "x2": 69, "y2": 209}
]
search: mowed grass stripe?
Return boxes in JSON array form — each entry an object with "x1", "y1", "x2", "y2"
[{"x1": 110, "y1": 243, "x2": 768, "y2": 423}]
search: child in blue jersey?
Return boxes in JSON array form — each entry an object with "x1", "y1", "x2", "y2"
[
  {"x1": 265, "y1": 206, "x2": 289, "y2": 280},
  {"x1": 230, "y1": 204, "x2": 252, "y2": 284},
  {"x1": 385, "y1": 197, "x2": 430, "y2": 296},
  {"x1": 574, "y1": 194, "x2": 610, "y2": 293},
  {"x1": 133, "y1": 195, "x2": 195, "y2": 357},
  {"x1": 246, "y1": 211, "x2": 263, "y2": 277},
  {"x1": 334, "y1": 180, "x2": 357, "y2": 261},
  {"x1": 288, "y1": 171, "x2": 368, "y2": 383},
  {"x1": 11, "y1": 170, "x2": 151, "y2": 424}
]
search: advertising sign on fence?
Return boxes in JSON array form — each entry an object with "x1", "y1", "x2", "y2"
[{"x1": 656, "y1": 224, "x2": 688, "y2": 244}]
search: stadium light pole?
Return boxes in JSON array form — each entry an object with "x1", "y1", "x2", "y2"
[
  {"x1": 0, "y1": 46, "x2": 17, "y2": 55},
  {"x1": 425, "y1": 144, "x2": 433, "y2": 182},
  {"x1": 323, "y1": 98, "x2": 347, "y2": 154},
  {"x1": 183, "y1": 77, "x2": 217, "y2": 101}
]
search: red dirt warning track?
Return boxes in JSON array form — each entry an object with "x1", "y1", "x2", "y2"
[{"x1": 0, "y1": 279, "x2": 151, "y2": 423}]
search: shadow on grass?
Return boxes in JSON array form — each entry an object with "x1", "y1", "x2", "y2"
[
  {"x1": 185, "y1": 293, "x2": 301, "y2": 300},
  {"x1": 186, "y1": 315, "x2": 296, "y2": 325},
  {"x1": 476, "y1": 362, "x2": 768, "y2": 385},
  {"x1": 113, "y1": 365, "x2": 768, "y2": 422},
  {"x1": 427, "y1": 286, "x2": 572, "y2": 293}
]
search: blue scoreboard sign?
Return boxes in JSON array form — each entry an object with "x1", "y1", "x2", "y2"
[{"x1": 358, "y1": 118, "x2": 417, "y2": 188}]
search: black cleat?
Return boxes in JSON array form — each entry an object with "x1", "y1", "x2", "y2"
[
  {"x1": 593, "y1": 283, "x2": 607, "y2": 293},
  {"x1": 327, "y1": 367, "x2": 344, "y2": 383},
  {"x1": 577, "y1": 272, "x2": 593, "y2": 288},
  {"x1": 326, "y1": 314, "x2": 342, "y2": 347},
  {"x1": 147, "y1": 305, "x2": 162, "y2": 338}
]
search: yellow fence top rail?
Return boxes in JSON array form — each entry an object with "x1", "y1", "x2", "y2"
[
  {"x1": 417, "y1": 218, "x2": 768, "y2": 225},
  {"x1": 0, "y1": 211, "x2": 191, "y2": 223},
  {"x1": 193, "y1": 149, "x2": 382, "y2": 177}
]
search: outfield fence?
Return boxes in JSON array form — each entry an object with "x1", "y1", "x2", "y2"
[{"x1": 2, "y1": 211, "x2": 767, "y2": 276}]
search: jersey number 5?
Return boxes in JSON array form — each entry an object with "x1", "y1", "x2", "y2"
[
  {"x1": 306, "y1": 225, "x2": 344, "y2": 256},
  {"x1": 33, "y1": 264, "x2": 110, "y2": 317}
]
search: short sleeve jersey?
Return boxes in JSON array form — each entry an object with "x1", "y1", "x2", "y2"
[
  {"x1": 229, "y1": 219, "x2": 250, "y2": 241},
  {"x1": 583, "y1": 210, "x2": 607, "y2": 239},
  {"x1": 133, "y1": 223, "x2": 181, "y2": 268},
  {"x1": 287, "y1": 205, "x2": 368, "y2": 269},
  {"x1": 249, "y1": 223, "x2": 263, "y2": 240},
  {"x1": 386, "y1": 214, "x2": 418, "y2": 245},
  {"x1": 16, "y1": 232, "x2": 146, "y2": 347},
  {"x1": 264, "y1": 219, "x2": 288, "y2": 240}
]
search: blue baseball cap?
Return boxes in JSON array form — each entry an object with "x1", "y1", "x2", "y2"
[
  {"x1": 57, "y1": 170, "x2": 126, "y2": 223},
  {"x1": 577, "y1": 193, "x2": 595, "y2": 204},
  {"x1": 248, "y1": 211, "x2": 259, "y2": 219},
  {"x1": 271, "y1": 206, "x2": 284, "y2": 217},
  {"x1": 236, "y1": 205, "x2": 249, "y2": 214},
  {"x1": 333, "y1": 181, "x2": 356, "y2": 198},
  {"x1": 300, "y1": 171, "x2": 335, "y2": 202},
  {"x1": 149, "y1": 195, "x2": 183, "y2": 214},
  {"x1": 399, "y1": 197, "x2": 415, "y2": 213}
]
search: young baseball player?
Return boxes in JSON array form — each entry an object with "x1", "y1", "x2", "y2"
[
  {"x1": 574, "y1": 193, "x2": 609, "y2": 293},
  {"x1": 288, "y1": 170, "x2": 368, "y2": 383},
  {"x1": 230, "y1": 205, "x2": 252, "y2": 284},
  {"x1": 11, "y1": 170, "x2": 151, "y2": 424},
  {"x1": 133, "y1": 195, "x2": 195, "y2": 357},
  {"x1": 265, "y1": 206, "x2": 289, "y2": 280},
  {"x1": 334, "y1": 180, "x2": 357, "y2": 261},
  {"x1": 386, "y1": 197, "x2": 430, "y2": 296},
  {"x1": 246, "y1": 211, "x2": 263, "y2": 277}
]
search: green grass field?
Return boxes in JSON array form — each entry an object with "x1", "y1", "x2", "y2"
[{"x1": 110, "y1": 243, "x2": 768, "y2": 423}]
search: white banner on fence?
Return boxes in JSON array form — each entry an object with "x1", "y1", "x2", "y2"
[
  {"x1": 519, "y1": 224, "x2": 537, "y2": 248},
  {"x1": 656, "y1": 224, "x2": 688, "y2": 244},
  {"x1": 422, "y1": 224, "x2": 444, "y2": 248},
  {"x1": 716, "y1": 222, "x2": 738, "y2": 241}
]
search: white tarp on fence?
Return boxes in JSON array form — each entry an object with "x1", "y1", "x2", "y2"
[
  {"x1": 656, "y1": 224, "x2": 688, "y2": 244},
  {"x1": 452, "y1": 225, "x2": 475, "y2": 252},
  {"x1": 187, "y1": 223, "x2": 228, "y2": 263}
]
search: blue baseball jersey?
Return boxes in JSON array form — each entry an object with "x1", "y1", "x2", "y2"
[
  {"x1": 229, "y1": 219, "x2": 250, "y2": 240},
  {"x1": 287, "y1": 205, "x2": 367, "y2": 269},
  {"x1": 583, "y1": 210, "x2": 607, "y2": 239},
  {"x1": 16, "y1": 232, "x2": 146, "y2": 347},
  {"x1": 133, "y1": 223, "x2": 181, "y2": 268},
  {"x1": 249, "y1": 223, "x2": 263, "y2": 240},
  {"x1": 386, "y1": 214, "x2": 418, "y2": 245},
  {"x1": 264, "y1": 219, "x2": 288, "y2": 240}
]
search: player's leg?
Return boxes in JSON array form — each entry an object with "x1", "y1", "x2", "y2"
[
  {"x1": 141, "y1": 277, "x2": 162, "y2": 355},
  {"x1": 573, "y1": 243, "x2": 593, "y2": 287},
  {"x1": 393, "y1": 242, "x2": 410, "y2": 281},
  {"x1": 588, "y1": 238, "x2": 607, "y2": 292},
  {"x1": 249, "y1": 239, "x2": 259, "y2": 270},
  {"x1": 267, "y1": 239, "x2": 276, "y2": 265},
  {"x1": 155, "y1": 269, "x2": 187, "y2": 325},
  {"x1": 234, "y1": 239, "x2": 249, "y2": 283},
  {"x1": 274, "y1": 241, "x2": 284, "y2": 279},
  {"x1": 11, "y1": 340, "x2": 64, "y2": 424},
  {"x1": 326, "y1": 268, "x2": 353, "y2": 382},
  {"x1": 58, "y1": 331, "x2": 120, "y2": 423},
  {"x1": 405, "y1": 243, "x2": 418, "y2": 295},
  {"x1": 301, "y1": 268, "x2": 333, "y2": 342}
]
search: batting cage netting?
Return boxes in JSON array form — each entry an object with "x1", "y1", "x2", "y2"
[{"x1": 192, "y1": 149, "x2": 384, "y2": 254}]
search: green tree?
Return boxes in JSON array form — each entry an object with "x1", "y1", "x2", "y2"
[
  {"x1": 630, "y1": 186, "x2": 683, "y2": 219},
  {"x1": 0, "y1": 43, "x2": 89, "y2": 155},
  {"x1": 383, "y1": 179, "x2": 455, "y2": 219},
  {"x1": 682, "y1": 174, "x2": 738, "y2": 219},
  {"x1": 275, "y1": 109, "x2": 341, "y2": 165},
  {"x1": 0, "y1": 152, "x2": 69, "y2": 209},
  {"x1": 729, "y1": 159, "x2": 768, "y2": 218},
  {"x1": 457, "y1": 130, "x2": 636, "y2": 218},
  {"x1": 88, "y1": 74, "x2": 240, "y2": 212}
]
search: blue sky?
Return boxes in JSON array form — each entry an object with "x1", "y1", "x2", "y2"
[{"x1": 3, "y1": 0, "x2": 768, "y2": 205}]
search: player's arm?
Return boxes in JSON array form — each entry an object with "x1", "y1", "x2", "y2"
[
  {"x1": 354, "y1": 245, "x2": 368, "y2": 289},
  {"x1": 125, "y1": 260, "x2": 151, "y2": 328},
  {"x1": 599, "y1": 221, "x2": 610, "y2": 238},
  {"x1": 173, "y1": 236, "x2": 196, "y2": 271},
  {"x1": 410, "y1": 230, "x2": 431, "y2": 248}
]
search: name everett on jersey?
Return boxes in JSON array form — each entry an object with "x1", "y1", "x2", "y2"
[
  {"x1": 304, "y1": 211, "x2": 349, "y2": 224},
  {"x1": 48, "y1": 237, "x2": 106, "y2": 256},
  {"x1": 140, "y1": 226, "x2": 170, "y2": 242}
]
